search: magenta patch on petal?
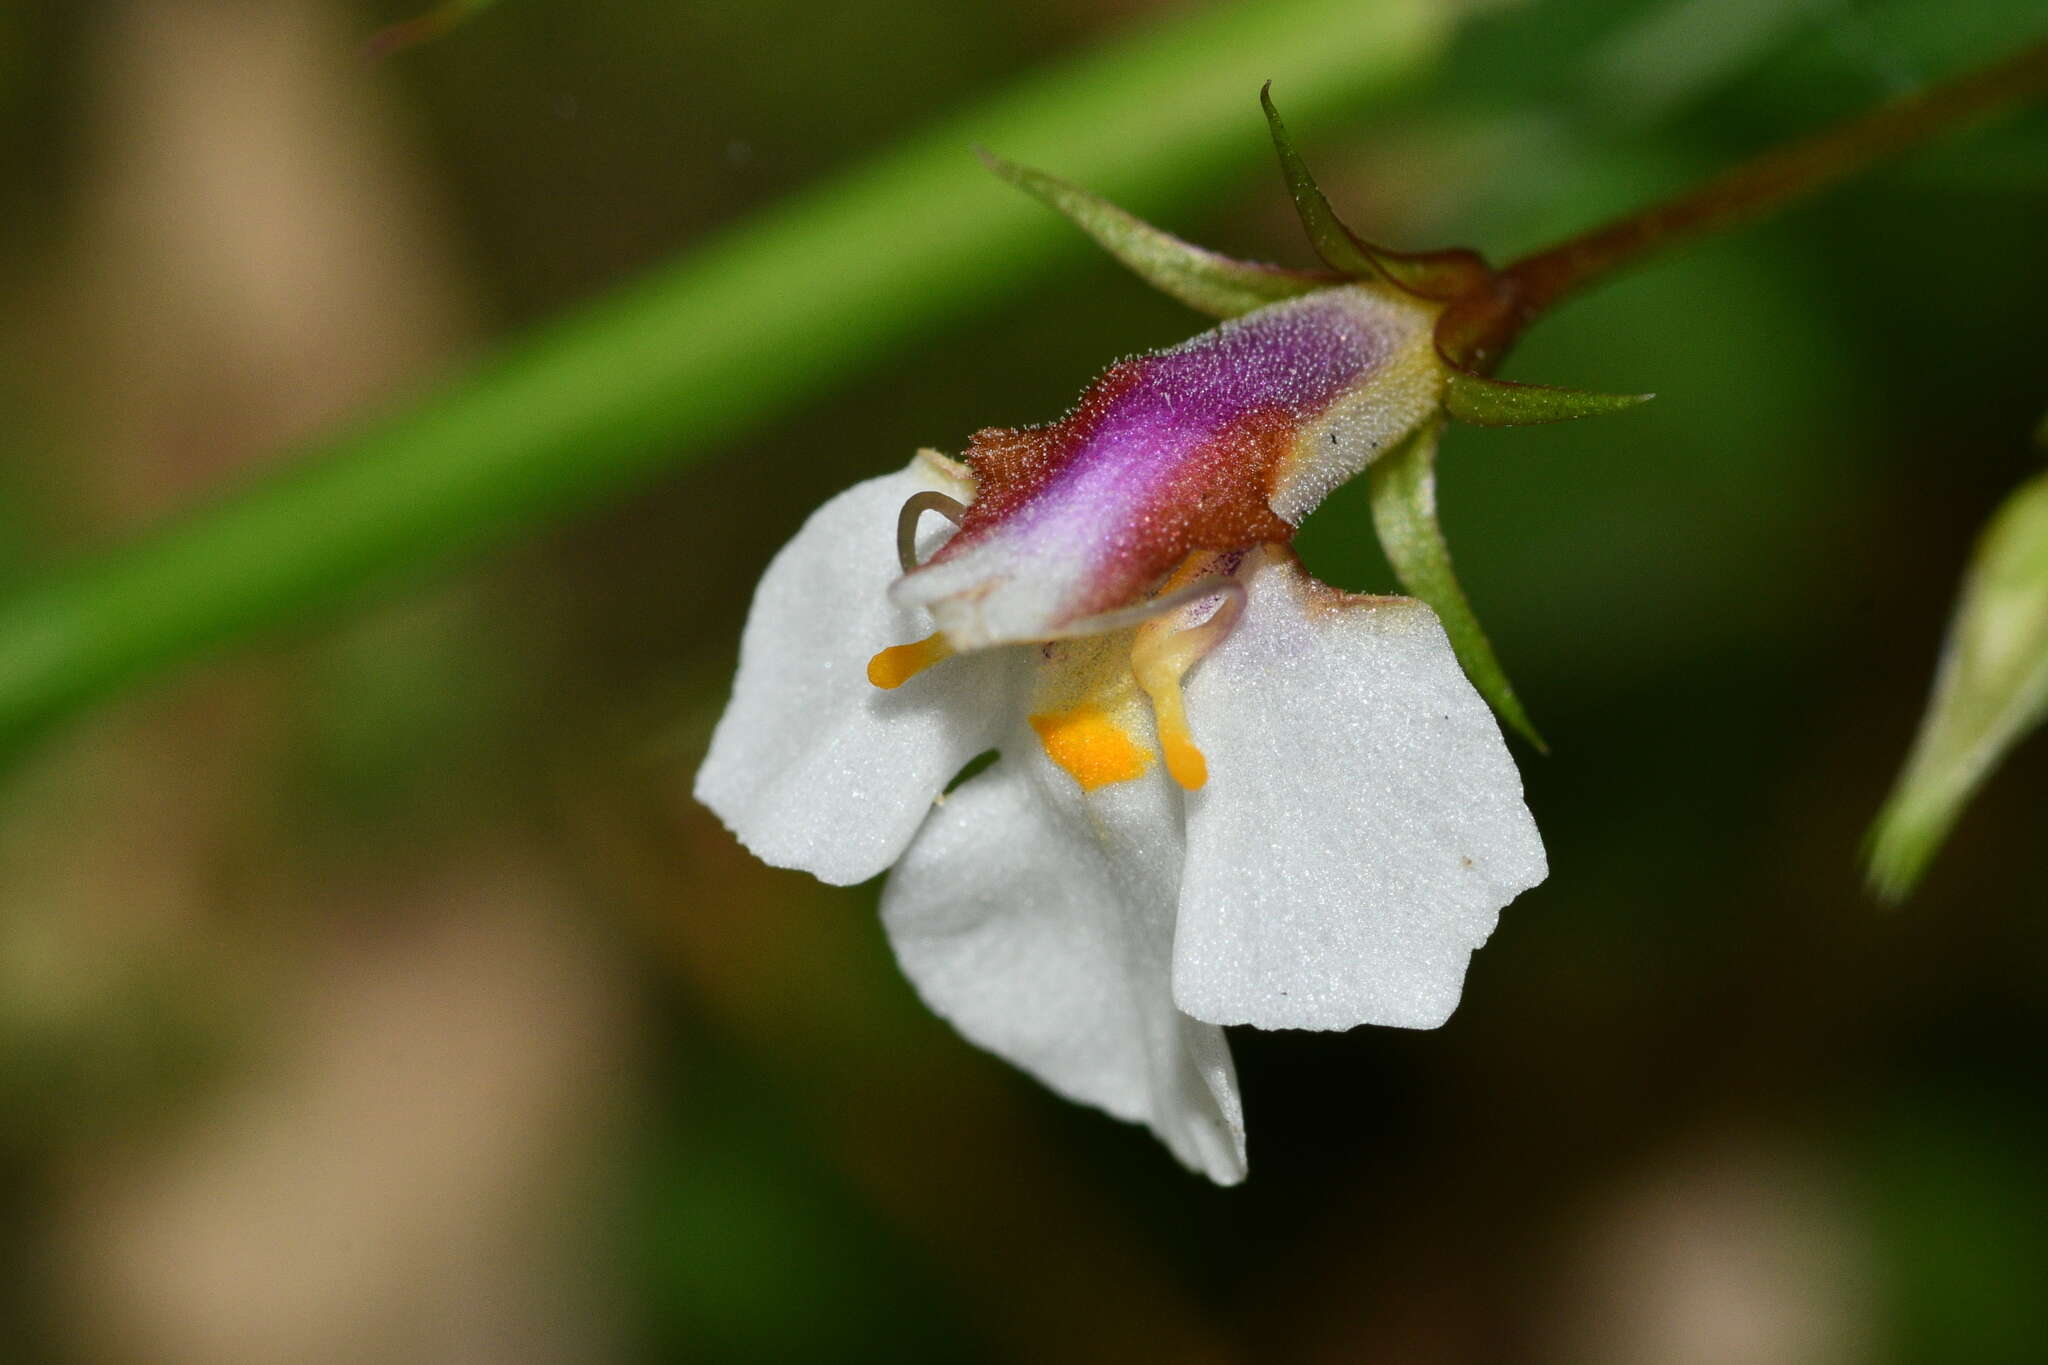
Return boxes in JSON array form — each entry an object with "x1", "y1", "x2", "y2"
[{"x1": 898, "y1": 291, "x2": 1398, "y2": 642}]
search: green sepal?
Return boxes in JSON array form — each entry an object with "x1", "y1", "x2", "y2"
[
  {"x1": 1259, "y1": 86, "x2": 1489, "y2": 301},
  {"x1": 1443, "y1": 368, "x2": 1653, "y2": 426},
  {"x1": 1368, "y1": 422, "x2": 1546, "y2": 750},
  {"x1": 980, "y1": 149, "x2": 1332, "y2": 319},
  {"x1": 1866, "y1": 465, "x2": 2048, "y2": 902},
  {"x1": 1258, "y1": 86, "x2": 1379, "y2": 278}
]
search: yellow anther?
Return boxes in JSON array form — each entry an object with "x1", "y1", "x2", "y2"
[
  {"x1": 867, "y1": 632, "x2": 953, "y2": 689},
  {"x1": 1160, "y1": 729, "x2": 1209, "y2": 791},
  {"x1": 1029, "y1": 706, "x2": 1152, "y2": 792}
]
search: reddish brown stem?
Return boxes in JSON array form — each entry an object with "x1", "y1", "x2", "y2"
[{"x1": 1446, "y1": 36, "x2": 2048, "y2": 370}]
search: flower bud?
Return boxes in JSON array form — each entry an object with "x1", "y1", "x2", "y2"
[{"x1": 1869, "y1": 465, "x2": 2048, "y2": 900}]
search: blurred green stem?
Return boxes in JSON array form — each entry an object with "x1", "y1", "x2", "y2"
[
  {"x1": 1448, "y1": 36, "x2": 2048, "y2": 367},
  {"x1": 0, "y1": 0, "x2": 1447, "y2": 758},
  {"x1": 366, "y1": 0, "x2": 504, "y2": 58}
]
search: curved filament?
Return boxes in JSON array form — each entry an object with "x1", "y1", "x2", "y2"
[{"x1": 896, "y1": 492, "x2": 969, "y2": 574}]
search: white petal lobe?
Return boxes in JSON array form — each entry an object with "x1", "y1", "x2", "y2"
[
  {"x1": 881, "y1": 738, "x2": 1246, "y2": 1184},
  {"x1": 1175, "y1": 551, "x2": 1545, "y2": 1030},
  {"x1": 695, "y1": 457, "x2": 1026, "y2": 886}
]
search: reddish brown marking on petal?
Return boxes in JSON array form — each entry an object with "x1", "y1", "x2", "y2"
[
  {"x1": 940, "y1": 367, "x2": 1301, "y2": 620},
  {"x1": 958, "y1": 360, "x2": 1148, "y2": 527},
  {"x1": 906, "y1": 293, "x2": 1392, "y2": 637}
]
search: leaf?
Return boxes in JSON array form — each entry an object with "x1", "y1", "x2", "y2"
[
  {"x1": 979, "y1": 150, "x2": 1331, "y2": 318},
  {"x1": 1368, "y1": 422, "x2": 1545, "y2": 749},
  {"x1": 0, "y1": 0, "x2": 1452, "y2": 759},
  {"x1": 1259, "y1": 86, "x2": 1490, "y2": 300},
  {"x1": 1442, "y1": 368, "x2": 1654, "y2": 426},
  {"x1": 1867, "y1": 466, "x2": 2048, "y2": 902}
]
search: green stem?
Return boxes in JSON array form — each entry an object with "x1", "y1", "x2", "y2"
[
  {"x1": 1449, "y1": 36, "x2": 2048, "y2": 368},
  {"x1": 0, "y1": 0, "x2": 1448, "y2": 758}
]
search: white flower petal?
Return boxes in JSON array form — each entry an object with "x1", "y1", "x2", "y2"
[
  {"x1": 1175, "y1": 550, "x2": 1546, "y2": 1031},
  {"x1": 695, "y1": 456, "x2": 1028, "y2": 886},
  {"x1": 880, "y1": 737, "x2": 1245, "y2": 1184}
]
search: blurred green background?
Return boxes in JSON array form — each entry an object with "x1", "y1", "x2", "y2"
[{"x1": 1, "y1": 0, "x2": 2044, "y2": 1361}]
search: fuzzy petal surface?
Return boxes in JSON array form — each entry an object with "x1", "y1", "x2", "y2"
[
  {"x1": 894, "y1": 287, "x2": 1439, "y2": 647},
  {"x1": 1174, "y1": 549, "x2": 1545, "y2": 1031},
  {"x1": 881, "y1": 736, "x2": 1246, "y2": 1184},
  {"x1": 696, "y1": 456, "x2": 1027, "y2": 886}
]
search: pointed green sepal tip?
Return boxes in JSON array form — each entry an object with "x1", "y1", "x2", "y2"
[
  {"x1": 1865, "y1": 464, "x2": 2048, "y2": 903},
  {"x1": 1259, "y1": 86, "x2": 1490, "y2": 301},
  {"x1": 1258, "y1": 84, "x2": 1382, "y2": 281},
  {"x1": 1367, "y1": 423, "x2": 1546, "y2": 751},
  {"x1": 977, "y1": 147, "x2": 1331, "y2": 319},
  {"x1": 1442, "y1": 368, "x2": 1653, "y2": 427}
]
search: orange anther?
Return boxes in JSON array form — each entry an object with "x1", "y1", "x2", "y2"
[{"x1": 867, "y1": 632, "x2": 953, "y2": 689}]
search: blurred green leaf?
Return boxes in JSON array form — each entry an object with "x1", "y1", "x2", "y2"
[
  {"x1": 1867, "y1": 461, "x2": 2048, "y2": 900},
  {"x1": 628, "y1": 1072, "x2": 973, "y2": 1363},
  {"x1": 0, "y1": 0, "x2": 1451, "y2": 761},
  {"x1": 978, "y1": 150, "x2": 1331, "y2": 319},
  {"x1": 1368, "y1": 421, "x2": 1544, "y2": 749},
  {"x1": 1863, "y1": 1094, "x2": 2048, "y2": 1364}
]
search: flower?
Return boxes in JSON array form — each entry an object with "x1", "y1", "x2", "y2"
[
  {"x1": 695, "y1": 94, "x2": 1644, "y2": 1180},
  {"x1": 696, "y1": 283, "x2": 1545, "y2": 1182}
]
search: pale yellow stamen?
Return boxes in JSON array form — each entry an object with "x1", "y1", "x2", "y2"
[
  {"x1": 1155, "y1": 694, "x2": 1210, "y2": 790},
  {"x1": 1132, "y1": 646, "x2": 1209, "y2": 791},
  {"x1": 1130, "y1": 569, "x2": 1244, "y2": 792},
  {"x1": 867, "y1": 632, "x2": 953, "y2": 689}
]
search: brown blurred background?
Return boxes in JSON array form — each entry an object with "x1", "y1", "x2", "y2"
[{"x1": 0, "y1": 1, "x2": 2044, "y2": 1361}]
